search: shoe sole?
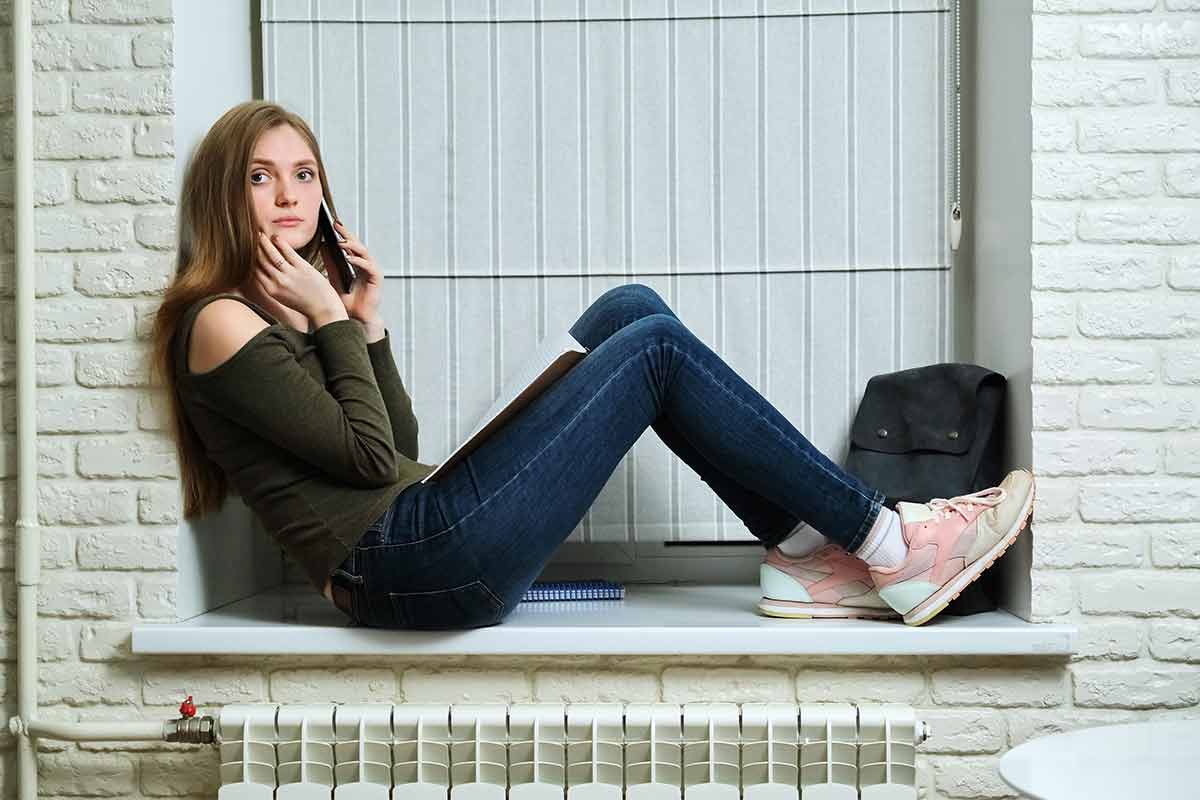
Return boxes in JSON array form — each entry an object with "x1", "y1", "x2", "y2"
[
  {"x1": 757, "y1": 597, "x2": 901, "y2": 620},
  {"x1": 902, "y1": 473, "x2": 1037, "y2": 627}
]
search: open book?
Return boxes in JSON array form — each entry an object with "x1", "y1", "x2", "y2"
[{"x1": 421, "y1": 330, "x2": 589, "y2": 483}]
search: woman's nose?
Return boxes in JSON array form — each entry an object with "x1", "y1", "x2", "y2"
[{"x1": 275, "y1": 180, "x2": 297, "y2": 205}]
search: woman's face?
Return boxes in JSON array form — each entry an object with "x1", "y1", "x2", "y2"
[{"x1": 247, "y1": 124, "x2": 324, "y2": 249}]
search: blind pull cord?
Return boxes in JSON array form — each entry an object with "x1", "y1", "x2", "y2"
[{"x1": 950, "y1": 0, "x2": 963, "y2": 252}]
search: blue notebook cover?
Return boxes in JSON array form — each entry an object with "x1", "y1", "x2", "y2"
[{"x1": 520, "y1": 579, "x2": 625, "y2": 602}]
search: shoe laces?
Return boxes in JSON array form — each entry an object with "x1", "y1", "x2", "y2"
[{"x1": 927, "y1": 486, "x2": 1008, "y2": 522}]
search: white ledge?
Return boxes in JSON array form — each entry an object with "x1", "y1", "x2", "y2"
[{"x1": 132, "y1": 583, "x2": 1076, "y2": 656}]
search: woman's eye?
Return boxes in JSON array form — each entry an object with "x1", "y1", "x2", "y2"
[{"x1": 249, "y1": 169, "x2": 314, "y2": 184}]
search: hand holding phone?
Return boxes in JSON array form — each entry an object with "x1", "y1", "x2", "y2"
[
  {"x1": 318, "y1": 196, "x2": 356, "y2": 293},
  {"x1": 314, "y1": 199, "x2": 386, "y2": 326}
]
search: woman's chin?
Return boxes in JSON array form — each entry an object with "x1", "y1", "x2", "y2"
[{"x1": 271, "y1": 225, "x2": 315, "y2": 243}]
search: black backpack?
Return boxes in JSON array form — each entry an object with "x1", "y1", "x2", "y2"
[{"x1": 843, "y1": 363, "x2": 1007, "y2": 616}]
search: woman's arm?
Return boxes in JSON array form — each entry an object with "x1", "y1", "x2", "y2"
[
  {"x1": 191, "y1": 305, "x2": 400, "y2": 487},
  {"x1": 363, "y1": 323, "x2": 421, "y2": 463}
]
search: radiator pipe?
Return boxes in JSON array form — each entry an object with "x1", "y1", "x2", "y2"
[
  {"x1": 12, "y1": 715, "x2": 217, "y2": 745},
  {"x1": 12, "y1": 1, "x2": 40, "y2": 797}
]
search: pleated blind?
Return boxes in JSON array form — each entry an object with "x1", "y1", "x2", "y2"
[{"x1": 261, "y1": 0, "x2": 959, "y2": 544}]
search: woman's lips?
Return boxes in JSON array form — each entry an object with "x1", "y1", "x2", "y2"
[{"x1": 275, "y1": 219, "x2": 303, "y2": 227}]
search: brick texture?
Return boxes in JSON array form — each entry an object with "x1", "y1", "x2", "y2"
[{"x1": 1024, "y1": 0, "x2": 1200, "y2": 796}]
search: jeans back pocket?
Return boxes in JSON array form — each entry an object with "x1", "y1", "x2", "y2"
[{"x1": 387, "y1": 580, "x2": 505, "y2": 629}]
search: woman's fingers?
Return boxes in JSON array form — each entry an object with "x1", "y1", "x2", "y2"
[
  {"x1": 257, "y1": 233, "x2": 284, "y2": 277},
  {"x1": 264, "y1": 232, "x2": 296, "y2": 266},
  {"x1": 333, "y1": 221, "x2": 367, "y2": 256},
  {"x1": 342, "y1": 252, "x2": 380, "y2": 283},
  {"x1": 262, "y1": 231, "x2": 302, "y2": 266},
  {"x1": 330, "y1": 223, "x2": 375, "y2": 278}
]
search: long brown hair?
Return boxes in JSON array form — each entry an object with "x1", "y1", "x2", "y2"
[{"x1": 146, "y1": 101, "x2": 341, "y2": 519}]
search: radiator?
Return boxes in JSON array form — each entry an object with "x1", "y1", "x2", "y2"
[{"x1": 217, "y1": 703, "x2": 923, "y2": 800}]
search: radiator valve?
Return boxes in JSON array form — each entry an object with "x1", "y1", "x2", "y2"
[
  {"x1": 165, "y1": 695, "x2": 214, "y2": 744},
  {"x1": 165, "y1": 714, "x2": 215, "y2": 745}
]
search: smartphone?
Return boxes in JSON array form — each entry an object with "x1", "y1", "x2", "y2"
[{"x1": 317, "y1": 196, "x2": 356, "y2": 292}]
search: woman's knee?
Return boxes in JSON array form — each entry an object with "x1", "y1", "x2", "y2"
[
  {"x1": 595, "y1": 282, "x2": 673, "y2": 321},
  {"x1": 626, "y1": 312, "x2": 689, "y2": 347}
]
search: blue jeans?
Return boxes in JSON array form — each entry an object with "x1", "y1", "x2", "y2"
[{"x1": 329, "y1": 283, "x2": 886, "y2": 629}]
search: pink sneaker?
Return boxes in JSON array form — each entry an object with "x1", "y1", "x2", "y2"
[
  {"x1": 869, "y1": 469, "x2": 1036, "y2": 626},
  {"x1": 758, "y1": 543, "x2": 900, "y2": 620}
]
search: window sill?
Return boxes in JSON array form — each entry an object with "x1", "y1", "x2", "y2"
[{"x1": 132, "y1": 583, "x2": 1075, "y2": 656}]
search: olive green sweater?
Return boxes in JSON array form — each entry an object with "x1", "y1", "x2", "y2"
[{"x1": 175, "y1": 293, "x2": 437, "y2": 593}]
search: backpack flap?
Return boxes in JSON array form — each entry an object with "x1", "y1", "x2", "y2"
[{"x1": 849, "y1": 363, "x2": 996, "y2": 456}]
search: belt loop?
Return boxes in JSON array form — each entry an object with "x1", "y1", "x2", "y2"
[{"x1": 331, "y1": 567, "x2": 364, "y2": 587}]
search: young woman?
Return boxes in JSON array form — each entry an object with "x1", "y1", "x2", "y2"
[{"x1": 149, "y1": 100, "x2": 1035, "y2": 631}]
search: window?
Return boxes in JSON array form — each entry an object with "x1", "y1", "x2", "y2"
[{"x1": 261, "y1": 1, "x2": 959, "y2": 565}]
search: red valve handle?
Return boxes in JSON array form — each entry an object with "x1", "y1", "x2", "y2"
[{"x1": 179, "y1": 695, "x2": 196, "y2": 718}]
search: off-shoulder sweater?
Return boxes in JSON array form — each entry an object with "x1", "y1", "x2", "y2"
[{"x1": 174, "y1": 293, "x2": 437, "y2": 593}]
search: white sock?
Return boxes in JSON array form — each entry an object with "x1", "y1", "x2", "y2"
[
  {"x1": 854, "y1": 506, "x2": 907, "y2": 568},
  {"x1": 776, "y1": 520, "x2": 830, "y2": 558}
]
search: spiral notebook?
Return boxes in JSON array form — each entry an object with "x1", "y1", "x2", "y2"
[{"x1": 520, "y1": 579, "x2": 625, "y2": 602}]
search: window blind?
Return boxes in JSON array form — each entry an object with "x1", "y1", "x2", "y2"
[{"x1": 261, "y1": 0, "x2": 959, "y2": 545}]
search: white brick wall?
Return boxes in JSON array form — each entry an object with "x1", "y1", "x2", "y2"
[
  {"x1": 0, "y1": 0, "x2": 185, "y2": 792},
  {"x1": 0, "y1": 1, "x2": 1196, "y2": 798},
  {"x1": 1024, "y1": 0, "x2": 1200, "y2": 797}
]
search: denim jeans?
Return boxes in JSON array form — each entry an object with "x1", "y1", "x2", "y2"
[{"x1": 329, "y1": 283, "x2": 886, "y2": 629}]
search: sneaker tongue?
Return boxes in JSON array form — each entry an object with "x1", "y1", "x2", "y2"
[{"x1": 896, "y1": 501, "x2": 935, "y2": 527}]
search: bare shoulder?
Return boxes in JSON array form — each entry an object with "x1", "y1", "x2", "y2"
[{"x1": 188, "y1": 298, "x2": 271, "y2": 375}]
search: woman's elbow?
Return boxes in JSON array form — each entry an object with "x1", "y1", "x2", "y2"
[{"x1": 355, "y1": 447, "x2": 401, "y2": 487}]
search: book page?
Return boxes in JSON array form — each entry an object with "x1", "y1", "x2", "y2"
[{"x1": 421, "y1": 329, "x2": 588, "y2": 483}]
